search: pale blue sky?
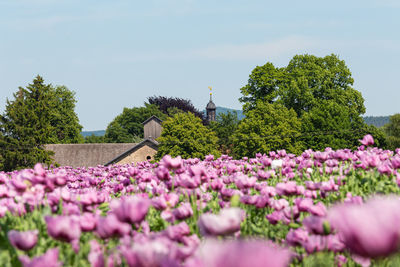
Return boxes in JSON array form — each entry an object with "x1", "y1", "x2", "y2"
[{"x1": 1, "y1": 0, "x2": 399, "y2": 130}]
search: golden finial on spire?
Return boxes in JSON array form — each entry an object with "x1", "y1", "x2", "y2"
[{"x1": 208, "y1": 86, "x2": 213, "y2": 100}]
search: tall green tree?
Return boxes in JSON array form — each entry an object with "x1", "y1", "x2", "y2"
[
  {"x1": 209, "y1": 111, "x2": 240, "y2": 154},
  {"x1": 0, "y1": 76, "x2": 83, "y2": 171},
  {"x1": 300, "y1": 101, "x2": 387, "y2": 150},
  {"x1": 105, "y1": 104, "x2": 167, "y2": 143},
  {"x1": 156, "y1": 112, "x2": 220, "y2": 159},
  {"x1": 383, "y1": 114, "x2": 400, "y2": 151},
  {"x1": 240, "y1": 54, "x2": 367, "y2": 149},
  {"x1": 50, "y1": 86, "x2": 84, "y2": 144},
  {"x1": 232, "y1": 101, "x2": 303, "y2": 158}
]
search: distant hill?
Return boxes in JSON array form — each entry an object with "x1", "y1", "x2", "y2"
[
  {"x1": 363, "y1": 116, "x2": 390, "y2": 128},
  {"x1": 203, "y1": 106, "x2": 245, "y2": 120},
  {"x1": 81, "y1": 130, "x2": 106, "y2": 137},
  {"x1": 215, "y1": 107, "x2": 245, "y2": 120}
]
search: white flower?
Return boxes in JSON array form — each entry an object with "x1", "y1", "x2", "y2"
[{"x1": 271, "y1": 159, "x2": 283, "y2": 169}]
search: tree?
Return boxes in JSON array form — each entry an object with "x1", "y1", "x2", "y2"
[
  {"x1": 156, "y1": 112, "x2": 220, "y2": 159},
  {"x1": 50, "y1": 86, "x2": 84, "y2": 143},
  {"x1": 209, "y1": 111, "x2": 240, "y2": 154},
  {"x1": 239, "y1": 54, "x2": 367, "y2": 149},
  {"x1": 84, "y1": 134, "x2": 106, "y2": 143},
  {"x1": 300, "y1": 101, "x2": 387, "y2": 150},
  {"x1": 383, "y1": 114, "x2": 400, "y2": 151},
  {"x1": 147, "y1": 96, "x2": 204, "y2": 121},
  {"x1": 0, "y1": 76, "x2": 83, "y2": 171},
  {"x1": 105, "y1": 104, "x2": 167, "y2": 143},
  {"x1": 232, "y1": 101, "x2": 304, "y2": 158}
]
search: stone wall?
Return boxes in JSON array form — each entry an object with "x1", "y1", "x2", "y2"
[{"x1": 116, "y1": 145, "x2": 158, "y2": 165}]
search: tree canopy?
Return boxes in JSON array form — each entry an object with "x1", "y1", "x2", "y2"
[
  {"x1": 239, "y1": 54, "x2": 369, "y2": 150},
  {"x1": 147, "y1": 96, "x2": 204, "y2": 121},
  {"x1": 0, "y1": 76, "x2": 83, "y2": 171},
  {"x1": 240, "y1": 54, "x2": 365, "y2": 120},
  {"x1": 209, "y1": 111, "x2": 240, "y2": 155},
  {"x1": 156, "y1": 112, "x2": 220, "y2": 159},
  {"x1": 105, "y1": 104, "x2": 167, "y2": 143},
  {"x1": 232, "y1": 101, "x2": 303, "y2": 158},
  {"x1": 383, "y1": 114, "x2": 400, "y2": 151}
]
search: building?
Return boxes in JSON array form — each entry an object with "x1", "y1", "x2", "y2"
[
  {"x1": 206, "y1": 92, "x2": 216, "y2": 123},
  {"x1": 45, "y1": 116, "x2": 163, "y2": 168},
  {"x1": 143, "y1": 115, "x2": 163, "y2": 140}
]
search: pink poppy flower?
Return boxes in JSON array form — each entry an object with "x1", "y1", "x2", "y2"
[
  {"x1": 111, "y1": 196, "x2": 150, "y2": 224},
  {"x1": 328, "y1": 195, "x2": 400, "y2": 258},
  {"x1": 187, "y1": 239, "x2": 292, "y2": 267},
  {"x1": 45, "y1": 216, "x2": 81, "y2": 243},
  {"x1": 198, "y1": 208, "x2": 245, "y2": 236},
  {"x1": 8, "y1": 230, "x2": 38, "y2": 251},
  {"x1": 19, "y1": 248, "x2": 61, "y2": 267},
  {"x1": 359, "y1": 134, "x2": 374, "y2": 146}
]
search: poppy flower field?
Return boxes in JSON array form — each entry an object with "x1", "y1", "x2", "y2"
[{"x1": 2, "y1": 135, "x2": 400, "y2": 266}]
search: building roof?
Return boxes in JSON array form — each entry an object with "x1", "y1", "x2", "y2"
[
  {"x1": 206, "y1": 100, "x2": 216, "y2": 110},
  {"x1": 105, "y1": 138, "x2": 159, "y2": 166},
  {"x1": 45, "y1": 143, "x2": 137, "y2": 168},
  {"x1": 142, "y1": 115, "x2": 163, "y2": 125}
]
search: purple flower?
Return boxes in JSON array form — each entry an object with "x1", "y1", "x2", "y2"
[
  {"x1": 335, "y1": 255, "x2": 347, "y2": 267},
  {"x1": 270, "y1": 198, "x2": 289, "y2": 211},
  {"x1": 303, "y1": 235, "x2": 325, "y2": 254},
  {"x1": 34, "y1": 163, "x2": 46, "y2": 177},
  {"x1": 152, "y1": 193, "x2": 179, "y2": 210},
  {"x1": 254, "y1": 195, "x2": 270, "y2": 208},
  {"x1": 234, "y1": 174, "x2": 257, "y2": 190},
  {"x1": 121, "y1": 237, "x2": 179, "y2": 267},
  {"x1": 80, "y1": 213, "x2": 97, "y2": 232},
  {"x1": 210, "y1": 178, "x2": 224, "y2": 191},
  {"x1": 187, "y1": 239, "x2": 292, "y2": 267},
  {"x1": 326, "y1": 234, "x2": 346, "y2": 252},
  {"x1": 162, "y1": 155, "x2": 183, "y2": 169},
  {"x1": 96, "y1": 214, "x2": 131, "y2": 239},
  {"x1": 177, "y1": 173, "x2": 200, "y2": 189},
  {"x1": 164, "y1": 221, "x2": 191, "y2": 241},
  {"x1": 286, "y1": 228, "x2": 308, "y2": 246},
  {"x1": 328, "y1": 195, "x2": 400, "y2": 258},
  {"x1": 88, "y1": 240, "x2": 104, "y2": 267},
  {"x1": 303, "y1": 216, "x2": 330, "y2": 235},
  {"x1": 19, "y1": 248, "x2": 61, "y2": 267},
  {"x1": 111, "y1": 197, "x2": 150, "y2": 224},
  {"x1": 172, "y1": 202, "x2": 193, "y2": 220},
  {"x1": 155, "y1": 166, "x2": 171, "y2": 180},
  {"x1": 45, "y1": 216, "x2": 81, "y2": 243},
  {"x1": 276, "y1": 181, "x2": 298, "y2": 196},
  {"x1": 266, "y1": 211, "x2": 283, "y2": 225},
  {"x1": 359, "y1": 134, "x2": 374, "y2": 146},
  {"x1": 8, "y1": 230, "x2": 38, "y2": 251},
  {"x1": 377, "y1": 163, "x2": 393, "y2": 175},
  {"x1": 391, "y1": 155, "x2": 400, "y2": 169},
  {"x1": 295, "y1": 198, "x2": 313, "y2": 212},
  {"x1": 198, "y1": 208, "x2": 245, "y2": 236},
  {"x1": 11, "y1": 178, "x2": 27, "y2": 192},
  {"x1": 308, "y1": 202, "x2": 327, "y2": 217}
]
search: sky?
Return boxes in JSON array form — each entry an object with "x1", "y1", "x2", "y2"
[{"x1": 0, "y1": 0, "x2": 399, "y2": 131}]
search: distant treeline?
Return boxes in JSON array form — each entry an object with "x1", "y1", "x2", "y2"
[
  {"x1": 363, "y1": 116, "x2": 390, "y2": 128},
  {"x1": 81, "y1": 130, "x2": 106, "y2": 137}
]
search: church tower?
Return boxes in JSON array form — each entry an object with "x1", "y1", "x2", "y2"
[{"x1": 206, "y1": 86, "x2": 216, "y2": 123}]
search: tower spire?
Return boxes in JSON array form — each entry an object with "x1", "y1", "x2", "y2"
[{"x1": 206, "y1": 86, "x2": 216, "y2": 123}]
